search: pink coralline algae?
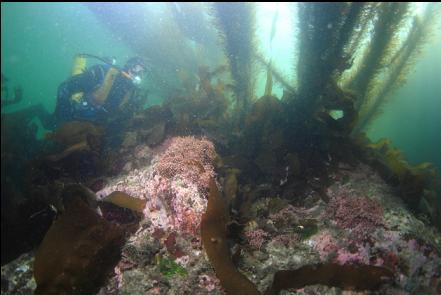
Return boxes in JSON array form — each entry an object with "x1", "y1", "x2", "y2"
[
  {"x1": 335, "y1": 244, "x2": 371, "y2": 265},
  {"x1": 154, "y1": 136, "x2": 216, "y2": 191},
  {"x1": 269, "y1": 205, "x2": 302, "y2": 227},
  {"x1": 326, "y1": 194, "x2": 384, "y2": 241},
  {"x1": 97, "y1": 136, "x2": 217, "y2": 235},
  {"x1": 269, "y1": 203, "x2": 324, "y2": 228},
  {"x1": 312, "y1": 232, "x2": 373, "y2": 265},
  {"x1": 198, "y1": 274, "x2": 221, "y2": 292},
  {"x1": 311, "y1": 231, "x2": 340, "y2": 261},
  {"x1": 272, "y1": 233, "x2": 301, "y2": 248},
  {"x1": 245, "y1": 229, "x2": 270, "y2": 250}
]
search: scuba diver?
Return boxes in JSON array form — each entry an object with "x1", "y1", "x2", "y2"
[
  {"x1": 39, "y1": 55, "x2": 148, "y2": 130},
  {"x1": 1, "y1": 73, "x2": 23, "y2": 109}
]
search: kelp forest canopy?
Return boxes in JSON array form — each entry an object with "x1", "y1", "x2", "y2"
[
  {"x1": 87, "y1": 3, "x2": 439, "y2": 134},
  {"x1": 85, "y1": 2, "x2": 441, "y2": 226}
]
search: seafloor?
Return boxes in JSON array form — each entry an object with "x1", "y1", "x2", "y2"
[{"x1": 2, "y1": 137, "x2": 440, "y2": 295}]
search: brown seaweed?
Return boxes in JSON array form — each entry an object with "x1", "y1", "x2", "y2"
[
  {"x1": 265, "y1": 263, "x2": 393, "y2": 295},
  {"x1": 102, "y1": 191, "x2": 147, "y2": 213},
  {"x1": 201, "y1": 179, "x2": 260, "y2": 295},
  {"x1": 34, "y1": 198, "x2": 124, "y2": 294},
  {"x1": 212, "y1": 2, "x2": 256, "y2": 126}
]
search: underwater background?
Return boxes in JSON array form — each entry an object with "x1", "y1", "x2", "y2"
[
  {"x1": 2, "y1": 2, "x2": 441, "y2": 295},
  {"x1": 2, "y1": 2, "x2": 440, "y2": 169}
]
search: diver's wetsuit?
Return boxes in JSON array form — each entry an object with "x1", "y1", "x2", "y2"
[
  {"x1": 1, "y1": 73, "x2": 23, "y2": 109},
  {"x1": 56, "y1": 64, "x2": 139, "y2": 126},
  {"x1": 39, "y1": 64, "x2": 141, "y2": 130}
]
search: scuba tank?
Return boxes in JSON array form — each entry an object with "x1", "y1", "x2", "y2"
[
  {"x1": 70, "y1": 54, "x2": 118, "y2": 103},
  {"x1": 73, "y1": 53, "x2": 117, "y2": 71},
  {"x1": 71, "y1": 55, "x2": 87, "y2": 76},
  {"x1": 71, "y1": 55, "x2": 87, "y2": 102}
]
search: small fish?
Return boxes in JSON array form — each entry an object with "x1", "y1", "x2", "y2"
[{"x1": 102, "y1": 191, "x2": 147, "y2": 213}]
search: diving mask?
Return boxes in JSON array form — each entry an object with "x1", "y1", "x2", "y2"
[
  {"x1": 129, "y1": 64, "x2": 146, "y2": 85},
  {"x1": 132, "y1": 75, "x2": 142, "y2": 85}
]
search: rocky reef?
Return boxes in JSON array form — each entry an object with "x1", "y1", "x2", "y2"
[{"x1": 2, "y1": 140, "x2": 440, "y2": 294}]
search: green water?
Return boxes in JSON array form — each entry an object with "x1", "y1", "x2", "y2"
[
  {"x1": 1, "y1": 2, "x2": 134, "y2": 114},
  {"x1": 367, "y1": 32, "x2": 441, "y2": 171},
  {"x1": 2, "y1": 2, "x2": 441, "y2": 171}
]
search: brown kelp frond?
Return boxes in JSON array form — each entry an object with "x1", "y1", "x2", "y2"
[
  {"x1": 332, "y1": 2, "x2": 369, "y2": 75},
  {"x1": 386, "y1": 4, "x2": 441, "y2": 90},
  {"x1": 264, "y1": 61, "x2": 273, "y2": 97},
  {"x1": 101, "y1": 191, "x2": 147, "y2": 213},
  {"x1": 296, "y1": 3, "x2": 370, "y2": 118},
  {"x1": 354, "y1": 4, "x2": 440, "y2": 133},
  {"x1": 255, "y1": 52, "x2": 296, "y2": 95},
  {"x1": 297, "y1": 3, "x2": 347, "y2": 99},
  {"x1": 34, "y1": 197, "x2": 124, "y2": 294},
  {"x1": 211, "y1": 2, "x2": 257, "y2": 125},
  {"x1": 264, "y1": 264, "x2": 393, "y2": 295},
  {"x1": 339, "y1": 3, "x2": 378, "y2": 89},
  {"x1": 374, "y1": 4, "x2": 412, "y2": 71},
  {"x1": 343, "y1": 3, "x2": 377, "y2": 62},
  {"x1": 348, "y1": 3, "x2": 411, "y2": 104},
  {"x1": 201, "y1": 179, "x2": 260, "y2": 295}
]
